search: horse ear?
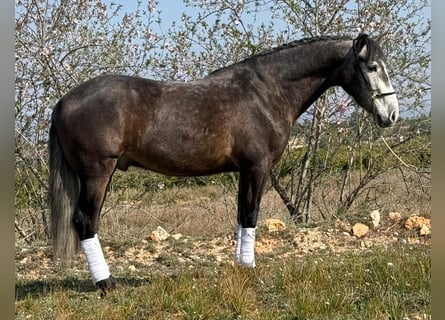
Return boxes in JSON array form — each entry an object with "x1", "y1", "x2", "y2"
[
  {"x1": 354, "y1": 33, "x2": 369, "y2": 60},
  {"x1": 373, "y1": 34, "x2": 385, "y2": 44}
]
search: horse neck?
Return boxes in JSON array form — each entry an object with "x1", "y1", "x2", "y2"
[{"x1": 252, "y1": 38, "x2": 353, "y2": 122}]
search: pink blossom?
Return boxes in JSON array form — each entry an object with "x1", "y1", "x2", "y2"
[
  {"x1": 40, "y1": 46, "x2": 52, "y2": 57},
  {"x1": 163, "y1": 42, "x2": 176, "y2": 53},
  {"x1": 336, "y1": 99, "x2": 348, "y2": 113},
  {"x1": 63, "y1": 63, "x2": 72, "y2": 72},
  {"x1": 148, "y1": 0, "x2": 156, "y2": 13},
  {"x1": 145, "y1": 30, "x2": 157, "y2": 41}
]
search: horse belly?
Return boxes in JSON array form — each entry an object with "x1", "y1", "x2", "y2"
[{"x1": 118, "y1": 139, "x2": 235, "y2": 176}]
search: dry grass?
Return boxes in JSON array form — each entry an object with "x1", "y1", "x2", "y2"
[
  {"x1": 15, "y1": 241, "x2": 430, "y2": 319},
  {"x1": 93, "y1": 169, "x2": 430, "y2": 244},
  {"x1": 15, "y1": 169, "x2": 430, "y2": 319},
  {"x1": 99, "y1": 184, "x2": 239, "y2": 241}
]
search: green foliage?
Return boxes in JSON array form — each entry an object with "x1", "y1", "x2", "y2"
[
  {"x1": 394, "y1": 135, "x2": 431, "y2": 168},
  {"x1": 15, "y1": 163, "x2": 48, "y2": 210},
  {"x1": 110, "y1": 169, "x2": 239, "y2": 194},
  {"x1": 275, "y1": 133, "x2": 431, "y2": 177},
  {"x1": 15, "y1": 168, "x2": 40, "y2": 210}
]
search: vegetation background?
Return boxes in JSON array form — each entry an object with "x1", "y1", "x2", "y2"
[{"x1": 15, "y1": 0, "x2": 430, "y2": 319}]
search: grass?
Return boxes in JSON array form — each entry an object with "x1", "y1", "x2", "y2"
[
  {"x1": 16, "y1": 241, "x2": 430, "y2": 320},
  {"x1": 15, "y1": 171, "x2": 430, "y2": 319}
]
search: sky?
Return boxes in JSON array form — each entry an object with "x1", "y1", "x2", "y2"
[
  {"x1": 112, "y1": 1, "x2": 200, "y2": 29},
  {"x1": 105, "y1": 0, "x2": 430, "y2": 116},
  {"x1": 108, "y1": 0, "x2": 290, "y2": 39}
]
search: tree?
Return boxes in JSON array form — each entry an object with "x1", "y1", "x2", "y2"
[
  {"x1": 162, "y1": 0, "x2": 430, "y2": 221},
  {"x1": 15, "y1": 0, "x2": 166, "y2": 240},
  {"x1": 15, "y1": 0, "x2": 430, "y2": 241}
]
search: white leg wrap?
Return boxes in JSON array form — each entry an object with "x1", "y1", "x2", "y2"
[
  {"x1": 80, "y1": 234, "x2": 110, "y2": 284},
  {"x1": 235, "y1": 226, "x2": 256, "y2": 267}
]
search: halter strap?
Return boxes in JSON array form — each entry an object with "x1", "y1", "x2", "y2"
[
  {"x1": 352, "y1": 39, "x2": 396, "y2": 101},
  {"x1": 371, "y1": 90, "x2": 397, "y2": 99}
]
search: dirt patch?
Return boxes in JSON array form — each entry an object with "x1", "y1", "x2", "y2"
[{"x1": 15, "y1": 213, "x2": 430, "y2": 284}]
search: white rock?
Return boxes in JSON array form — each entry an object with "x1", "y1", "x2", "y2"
[
  {"x1": 171, "y1": 233, "x2": 183, "y2": 240},
  {"x1": 150, "y1": 226, "x2": 170, "y2": 242},
  {"x1": 370, "y1": 210, "x2": 380, "y2": 228}
]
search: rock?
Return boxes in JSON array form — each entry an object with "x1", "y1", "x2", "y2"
[
  {"x1": 404, "y1": 215, "x2": 430, "y2": 229},
  {"x1": 352, "y1": 223, "x2": 369, "y2": 238},
  {"x1": 388, "y1": 211, "x2": 402, "y2": 221},
  {"x1": 420, "y1": 224, "x2": 431, "y2": 236},
  {"x1": 149, "y1": 226, "x2": 170, "y2": 242},
  {"x1": 370, "y1": 210, "x2": 380, "y2": 228},
  {"x1": 264, "y1": 218, "x2": 286, "y2": 233},
  {"x1": 171, "y1": 233, "x2": 183, "y2": 240},
  {"x1": 405, "y1": 215, "x2": 431, "y2": 236}
]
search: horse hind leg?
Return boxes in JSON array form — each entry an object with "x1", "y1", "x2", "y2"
[{"x1": 74, "y1": 172, "x2": 116, "y2": 296}]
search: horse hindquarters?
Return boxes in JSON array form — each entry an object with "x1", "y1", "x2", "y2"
[{"x1": 50, "y1": 102, "x2": 118, "y2": 295}]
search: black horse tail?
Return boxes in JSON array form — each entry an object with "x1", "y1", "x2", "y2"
[{"x1": 49, "y1": 102, "x2": 80, "y2": 259}]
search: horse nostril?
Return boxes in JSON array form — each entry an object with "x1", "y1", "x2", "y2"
[{"x1": 390, "y1": 110, "x2": 398, "y2": 123}]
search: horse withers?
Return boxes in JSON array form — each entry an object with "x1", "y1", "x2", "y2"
[{"x1": 49, "y1": 33, "x2": 398, "y2": 295}]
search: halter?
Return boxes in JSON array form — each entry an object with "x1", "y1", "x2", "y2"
[{"x1": 352, "y1": 39, "x2": 396, "y2": 104}]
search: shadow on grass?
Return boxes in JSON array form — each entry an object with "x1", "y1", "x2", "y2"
[{"x1": 15, "y1": 276, "x2": 152, "y2": 300}]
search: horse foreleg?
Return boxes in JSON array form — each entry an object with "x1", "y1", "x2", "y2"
[
  {"x1": 235, "y1": 163, "x2": 270, "y2": 267},
  {"x1": 73, "y1": 175, "x2": 116, "y2": 296},
  {"x1": 235, "y1": 225, "x2": 257, "y2": 267}
]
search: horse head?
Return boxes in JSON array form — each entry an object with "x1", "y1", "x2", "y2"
[{"x1": 341, "y1": 33, "x2": 399, "y2": 128}]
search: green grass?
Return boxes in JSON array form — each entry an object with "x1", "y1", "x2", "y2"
[{"x1": 16, "y1": 242, "x2": 430, "y2": 320}]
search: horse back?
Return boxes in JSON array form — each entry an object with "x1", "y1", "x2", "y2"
[{"x1": 52, "y1": 73, "x2": 290, "y2": 176}]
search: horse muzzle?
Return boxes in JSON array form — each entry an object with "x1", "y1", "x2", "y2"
[
  {"x1": 372, "y1": 92, "x2": 399, "y2": 128},
  {"x1": 374, "y1": 109, "x2": 398, "y2": 128}
]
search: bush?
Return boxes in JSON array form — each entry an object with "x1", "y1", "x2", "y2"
[{"x1": 109, "y1": 169, "x2": 238, "y2": 194}]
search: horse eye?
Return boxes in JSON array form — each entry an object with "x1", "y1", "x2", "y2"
[{"x1": 367, "y1": 63, "x2": 378, "y2": 72}]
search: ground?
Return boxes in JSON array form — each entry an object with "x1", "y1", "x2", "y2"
[
  {"x1": 15, "y1": 186, "x2": 431, "y2": 319},
  {"x1": 15, "y1": 212, "x2": 430, "y2": 289}
]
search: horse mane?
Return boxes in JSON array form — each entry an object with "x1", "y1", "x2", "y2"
[
  {"x1": 209, "y1": 35, "x2": 353, "y2": 76},
  {"x1": 252, "y1": 35, "x2": 352, "y2": 59}
]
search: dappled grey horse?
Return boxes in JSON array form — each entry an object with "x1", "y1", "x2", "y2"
[{"x1": 49, "y1": 33, "x2": 398, "y2": 295}]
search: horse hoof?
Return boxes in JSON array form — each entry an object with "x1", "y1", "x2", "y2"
[{"x1": 96, "y1": 275, "x2": 117, "y2": 298}]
